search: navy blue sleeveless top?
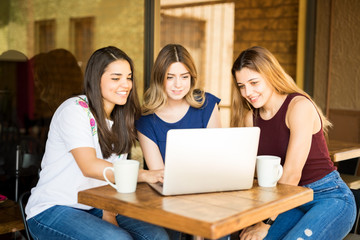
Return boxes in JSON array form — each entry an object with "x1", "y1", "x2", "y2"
[{"x1": 136, "y1": 92, "x2": 220, "y2": 162}]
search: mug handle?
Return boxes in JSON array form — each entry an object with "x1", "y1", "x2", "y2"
[
  {"x1": 276, "y1": 165, "x2": 283, "y2": 181},
  {"x1": 103, "y1": 167, "x2": 117, "y2": 190}
]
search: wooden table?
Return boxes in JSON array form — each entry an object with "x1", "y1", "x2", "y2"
[
  {"x1": 328, "y1": 140, "x2": 360, "y2": 189},
  {"x1": 78, "y1": 182, "x2": 313, "y2": 239},
  {"x1": 328, "y1": 140, "x2": 360, "y2": 163},
  {"x1": 0, "y1": 199, "x2": 24, "y2": 234}
]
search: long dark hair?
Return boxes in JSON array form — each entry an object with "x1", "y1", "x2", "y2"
[{"x1": 84, "y1": 46, "x2": 140, "y2": 158}]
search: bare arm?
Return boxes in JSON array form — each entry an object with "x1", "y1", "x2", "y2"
[
  {"x1": 240, "y1": 110, "x2": 272, "y2": 240},
  {"x1": 71, "y1": 146, "x2": 163, "y2": 225},
  {"x1": 240, "y1": 97, "x2": 321, "y2": 240},
  {"x1": 137, "y1": 131, "x2": 165, "y2": 170},
  {"x1": 206, "y1": 104, "x2": 222, "y2": 128},
  {"x1": 137, "y1": 131, "x2": 165, "y2": 183},
  {"x1": 71, "y1": 147, "x2": 114, "y2": 181},
  {"x1": 279, "y1": 96, "x2": 320, "y2": 186},
  {"x1": 71, "y1": 146, "x2": 163, "y2": 183}
]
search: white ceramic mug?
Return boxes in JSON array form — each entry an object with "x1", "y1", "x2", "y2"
[
  {"x1": 256, "y1": 155, "x2": 283, "y2": 187},
  {"x1": 103, "y1": 160, "x2": 140, "y2": 193}
]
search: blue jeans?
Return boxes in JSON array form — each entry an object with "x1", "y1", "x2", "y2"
[
  {"x1": 265, "y1": 170, "x2": 356, "y2": 240},
  {"x1": 27, "y1": 205, "x2": 169, "y2": 240}
]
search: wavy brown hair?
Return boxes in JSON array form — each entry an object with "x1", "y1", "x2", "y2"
[
  {"x1": 142, "y1": 44, "x2": 205, "y2": 115},
  {"x1": 230, "y1": 46, "x2": 331, "y2": 134},
  {"x1": 84, "y1": 46, "x2": 140, "y2": 158},
  {"x1": 32, "y1": 49, "x2": 83, "y2": 118}
]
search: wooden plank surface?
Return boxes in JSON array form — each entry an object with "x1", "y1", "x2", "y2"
[
  {"x1": 0, "y1": 199, "x2": 24, "y2": 234},
  {"x1": 328, "y1": 140, "x2": 360, "y2": 162},
  {"x1": 340, "y1": 174, "x2": 360, "y2": 189},
  {"x1": 327, "y1": 140, "x2": 360, "y2": 189},
  {"x1": 78, "y1": 182, "x2": 313, "y2": 239}
]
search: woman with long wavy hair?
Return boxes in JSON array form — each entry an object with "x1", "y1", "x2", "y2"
[
  {"x1": 136, "y1": 44, "x2": 222, "y2": 170},
  {"x1": 25, "y1": 46, "x2": 169, "y2": 240},
  {"x1": 231, "y1": 46, "x2": 355, "y2": 240},
  {"x1": 136, "y1": 44, "x2": 225, "y2": 239}
]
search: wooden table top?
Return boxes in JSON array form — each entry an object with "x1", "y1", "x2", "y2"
[
  {"x1": 0, "y1": 199, "x2": 24, "y2": 234},
  {"x1": 78, "y1": 182, "x2": 313, "y2": 239},
  {"x1": 328, "y1": 140, "x2": 360, "y2": 162}
]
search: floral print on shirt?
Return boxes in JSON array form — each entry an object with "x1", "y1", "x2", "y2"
[{"x1": 76, "y1": 97, "x2": 97, "y2": 136}]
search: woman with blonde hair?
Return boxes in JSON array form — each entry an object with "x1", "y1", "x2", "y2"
[
  {"x1": 231, "y1": 46, "x2": 355, "y2": 240},
  {"x1": 136, "y1": 44, "x2": 221, "y2": 170},
  {"x1": 136, "y1": 44, "x2": 226, "y2": 239}
]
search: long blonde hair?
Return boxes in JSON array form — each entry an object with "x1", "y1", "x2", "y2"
[
  {"x1": 142, "y1": 44, "x2": 205, "y2": 115},
  {"x1": 230, "y1": 46, "x2": 332, "y2": 133}
]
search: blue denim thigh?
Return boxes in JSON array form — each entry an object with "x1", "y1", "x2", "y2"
[
  {"x1": 265, "y1": 207, "x2": 305, "y2": 240},
  {"x1": 27, "y1": 205, "x2": 133, "y2": 240},
  {"x1": 116, "y1": 214, "x2": 169, "y2": 240},
  {"x1": 266, "y1": 171, "x2": 356, "y2": 240}
]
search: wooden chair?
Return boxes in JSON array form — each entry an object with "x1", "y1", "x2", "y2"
[{"x1": 328, "y1": 140, "x2": 360, "y2": 189}]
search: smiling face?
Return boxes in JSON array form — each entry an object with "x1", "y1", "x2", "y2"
[
  {"x1": 235, "y1": 67, "x2": 274, "y2": 109},
  {"x1": 100, "y1": 59, "x2": 132, "y2": 117},
  {"x1": 164, "y1": 62, "x2": 191, "y2": 103}
]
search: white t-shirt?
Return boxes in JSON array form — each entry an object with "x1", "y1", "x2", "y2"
[{"x1": 25, "y1": 96, "x2": 122, "y2": 220}]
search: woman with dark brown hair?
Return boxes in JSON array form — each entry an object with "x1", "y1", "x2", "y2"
[{"x1": 25, "y1": 46, "x2": 169, "y2": 240}]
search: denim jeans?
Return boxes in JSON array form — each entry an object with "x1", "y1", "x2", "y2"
[
  {"x1": 265, "y1": 170, "x2": 356, "y2": 240},
  {"x1": 27, "y1": 205, "x2": 169, "y2": 240}
]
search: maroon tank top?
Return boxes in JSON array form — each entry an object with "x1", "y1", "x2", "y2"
[{"x1": 253, "y1": 93, "x2": 336, "y2": 186}]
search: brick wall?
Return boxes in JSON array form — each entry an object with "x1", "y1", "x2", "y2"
[{"x1": 233, "y1": 0, "x2": 299, "y2": 79}]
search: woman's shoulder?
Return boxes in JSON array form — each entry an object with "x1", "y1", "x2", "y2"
[
  {"x1": 204, "y1": 91, "x2": 218, "y2": 99},
  {"x1": 57, "y1": 95, "x2": 86, "y2": 107},
  {"x1": 48, "y1": 95, "x2": 93, "y2": 134},
  {"x1": 135, "y1": 113, "x2": 160, "y2": 136},
  {"x1": 287, "y1": 94, "x2": 317, "y2": 120},
  {"x1": 204, "y1": 91, "x2": 221, "y2": 104},
  {"x1": 136, "y1": 113, "x2": 157, "y2": 127},
  {"x1": 288, "y1": 93, "x2": 313, "y2": 109},
  {"x1": 53, "y1": 95, "x2": 89, "y2": 119},
  {"x1": 138, "y1": 112, "x2": 156, "y2": 120}
]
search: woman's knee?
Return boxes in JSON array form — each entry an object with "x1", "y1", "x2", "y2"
[
  {"x1": 151, "y1": 227, "x2": 170, "y2": 240},
  {"x1": 28, "y1": 213, "x2": 134, "y2": 240},
  {"x1": 101, "y1": 228, "x2": 133, "y2": 240},
  {"x1": 132, "y1": 226, "x2": 169, "y2": 240}
]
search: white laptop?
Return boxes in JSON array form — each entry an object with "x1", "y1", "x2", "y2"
[{"x1": 148, "y1": 127, "x2": 260, "y2": 196}]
